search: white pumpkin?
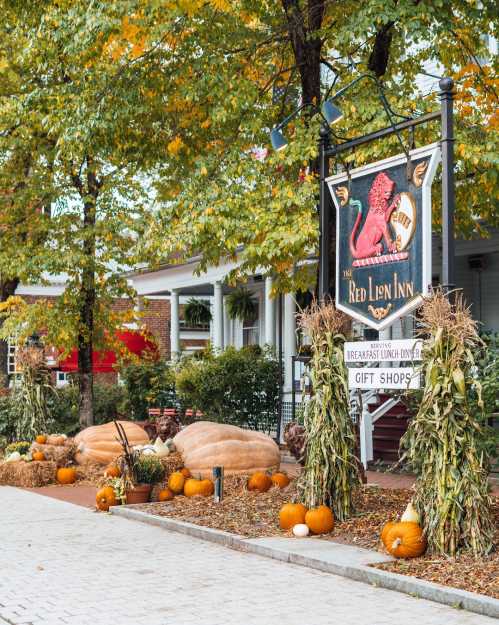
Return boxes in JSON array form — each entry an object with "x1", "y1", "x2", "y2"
[
  {"x1": 5, "y1": 451, "x2": 21, "y2": 463},
  {"x1": 142, "y1": 448, "x2": 155, "y2": 456},
  {"x1": 153, "y1": 437, "x2": 170, "y2": 458},
  {"x1": 401, "y1": 501, "x2": 420, "y2": 524},
  {"x1": 165, "y1": 438, "x2": 176, "y2": 452},
  {"x1": 292, "y1": 523, "x2": 310, "y2": 538}
]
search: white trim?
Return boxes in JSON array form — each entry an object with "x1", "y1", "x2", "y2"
[
  {"x1": 15, "y1": 284, "x2": 66, "y2": 296},
  {"x1": 328, "y1": 143, "x2": 440, "y2": 331}
]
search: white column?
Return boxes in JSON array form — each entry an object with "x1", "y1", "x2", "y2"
[
  {"x1": 212, "y1": 281, "x2": 224, "y2": 351},
  {"x1": 170, "y1": 289, "x2": 180, "y2": 361},
  {"x1": 223, "y1": 295, "x2": 231, "y2": 348},
  {"x1": 283, "y1": 293, "x2": 296, "y2": 392},
  {"x1": 264, "y1": 276, "x2": 276, "y2": 347}
]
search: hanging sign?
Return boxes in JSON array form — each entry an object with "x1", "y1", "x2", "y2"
[
  {"x1": 344, "y1": 338, "x2": 423, "y2": 364},
  {"x1": 327, "y1": 144, "x2": 440, "y2": 330},
  {"x1": 348, "y1": 367, "x2": 420, "y2": 390}
]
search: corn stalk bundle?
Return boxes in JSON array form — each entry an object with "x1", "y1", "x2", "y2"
[
  {"x1": 297, "y1": 301, "x2": 360, "y2": 521},
  {"x1": 401, "y1": 291, "x2": 494, "y2": 557}
]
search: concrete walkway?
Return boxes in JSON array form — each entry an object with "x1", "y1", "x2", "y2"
[{"x1": 0, "y1": 486, "x2": 494, "y2": 625}]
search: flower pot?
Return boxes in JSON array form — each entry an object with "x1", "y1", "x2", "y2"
[{"x1": 125, "y1": 484, "x2": 152, "y2": 505}]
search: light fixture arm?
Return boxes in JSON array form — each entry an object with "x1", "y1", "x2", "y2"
[{"x1": 274, "y1": 101, "x2": 331, "y2": 132}]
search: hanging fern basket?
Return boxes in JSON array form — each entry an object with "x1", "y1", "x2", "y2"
[
  {"x1": 184, "y1": 298, "x2": 212, "y2": 327},
  {"x1": 226, "y1": 288, "x2": 257, "y2": 322}
]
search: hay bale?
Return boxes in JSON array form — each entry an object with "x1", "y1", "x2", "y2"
[
  {"x1": 161, "y1": 452, "x2": 184, "y2": 477},
  {"x1": 0, "y1": 460, "x2": 57, "y2": 487},
  {"x1": 30, "y1": 441, "x2": 76, "y2": 467}
]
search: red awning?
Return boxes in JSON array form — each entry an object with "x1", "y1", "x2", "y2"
[{"x1": 58, "y1": 330, "x2": 159, "y2": 373}]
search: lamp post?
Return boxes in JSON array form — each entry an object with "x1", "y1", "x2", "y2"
[{"x1": 318, "y1": 122, "x2": 331, "y2": 301}]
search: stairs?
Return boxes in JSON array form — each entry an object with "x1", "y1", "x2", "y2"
[{"x1": 369, "y1": 393, "x2": 413, "y2": 463}]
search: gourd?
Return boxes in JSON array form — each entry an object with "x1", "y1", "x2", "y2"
[
  {"x1": 35, "y1": 435, "x2": 47, "y2": 445},
  {"x1": 305, "y1": 505, "x2": 334, "y2": 534},
  {"x1": 180, "y1": 467, "x2": 191, "y2": 478},
  {"x1": 292, "y1": 524, "x2": 310, "y2": 538},
  {"x1": 173, "y1": 421, "x2": 280, "y2": 478},
  {"x1": 32, "y1": 451, "x2": 45, "y2": 461},
  {"x1": 96, "y1": 486, "x2": 117, "y2": 511},
  {"x1": 184, "y1": 478, "x2": 214, "y2": 497},
  {"x1": 401, "y1": 501, "x2": 420, "y2": 524},
  {"x1": 104, "y1": 465, "x2": 121, "y2": 478},
  {"x1": 47, "y1": 435, "x2": 66, "y2": 446},
  {"x1": 74, "y1": 421, "x2": 149, "y2": 465},
  {"x1": 247, "y1": 472, "x2": 272, "y2": 493},
  {"x1": 5, "y1": 451, "x2": 21, "y2": 463},
  {"x1": 158, "y1": 488, "x2": 174, "y2": 502},
  {"x1": 279, "y1": 503, "x2": 308, "y2": 530},
  {"x1": 56, "y1": 467, "x2": 77, "y2": 484},
  {"x1": 153, "y1": 437, "x2": 170, "y2": 458},
  {"x1": 271, "y1": 473, "x2": 290, "y2": 489},
  {"x1": 381, "y1": 521, "x2": 397, "y2": 547},
  {"x1": 385, "y1": 522, "x2": 427, "y2": 558},
  {"x1": 168, "y1": 471, "x2": 186, "y2": 495}
]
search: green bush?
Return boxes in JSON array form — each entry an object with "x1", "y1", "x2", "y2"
[
  {"x1": 133, "y1": 454, "x2": 165, "y2": 484},
  {"x1": 175, "y1": 346, "x2": 279, "y2": 432},
  {"x1": 120, "y1": 360, "x2": 177, "y2": 419},
  {"x1": 0, "y1": 396, "x2": 16, "y2": 447}
]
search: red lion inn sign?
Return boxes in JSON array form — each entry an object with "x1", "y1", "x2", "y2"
[{"x1": 327, "y1": 144, "x2": 440, "y2": 330}]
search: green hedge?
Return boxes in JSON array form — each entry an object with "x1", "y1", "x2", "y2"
[{"x1": 119, "y1": 359, "x2": 177, "y2": 420}]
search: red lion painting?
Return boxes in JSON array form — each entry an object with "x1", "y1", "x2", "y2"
[{"x1": 349, "y1": 172, "x2": 401, "y2": 260}]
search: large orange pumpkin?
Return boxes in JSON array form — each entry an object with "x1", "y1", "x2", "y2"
[
  {"x1": 56, "y1": 467, "x2": 77, "y2": 485},
  {"x1": 74, "y1": 421, "x2": 149, "y2": 465},
  {"x1": 279, "y1": 503, "x2": 308, "y2": 530},
  {"x1": 385, "y1": 522, "x2": 427, "y2": 558},
  {"x1": 158, "y1": 488, "x2": 174, "y2": 502},
  {"x1": 104, "y1": 464, "x2": 121, "y2": 478},
  {"x1": 173, "y1": 421, "x2": 280, "y2": 478},
  {"x1": 96, "y1": 486, "x2": 117, "y2": 511},
  {"x1": 184, "y1": 478, "x2": 214, "y2": 497},
  {"x1": 305, "y1": 505, "x2": 334, "y2": 534},
  {"x1": 247, "y1": 472, "x2": 272, "y2": 493},
  {"x1": 168, "y1": 471, "x2": 186, "y2": 494},
  {"x1": 381, "y1": 521, "x2": 397, "y2": 547},
  {"x1": 35, "y1": 435, "x2": 47, "y2": 445},
  {"x1": 32, "y1": 451, "x2": 46, "y2": 462},
  {"x1": 271, "y1": 473, "x2": 290, "y2": 489}
]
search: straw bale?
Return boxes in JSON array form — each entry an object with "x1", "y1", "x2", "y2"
[
  {"x1": 30, "y1": 441, "x2": 76, "y2": 467},
  {"x1": 0, "y1": 460, "x2": 57, "y2": 487}
]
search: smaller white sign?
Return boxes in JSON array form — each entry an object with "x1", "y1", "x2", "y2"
[
  {"x1": 344, "y1": 339, "x2": 423, "y2": 364},
  {"x1": 348, "y1": 367, "x2": 420, "y2": 390}
]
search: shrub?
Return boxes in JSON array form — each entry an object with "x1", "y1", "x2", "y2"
[
  {"x1": 133, "y1": 455, "x2": 165, "y2": 485},
  {"x1": 175, "y1": 346, "x2": 279, "y2": 432},
  {"x1": 0, "y1": 395, "x2": 16, "y2": 446},
  {"x1": 120, "y1": 360, "x2": 177, "y2": 419}
]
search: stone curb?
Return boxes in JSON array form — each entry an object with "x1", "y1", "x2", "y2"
[{"x1": 111, "y1": 505, "x2": 499, "y2": 619}]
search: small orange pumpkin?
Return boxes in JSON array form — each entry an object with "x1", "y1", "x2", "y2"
[
  {"x1": 96, "y1": 486, "x2": 117, "y2": 511},
  {"x1": 184, "y1": 478, "x2": 214, "y2": 497},
  {"x1": 104, "y1": 464, "x2": 121, "y2": 478},
  {"x1": 271, "y1": 472, "x2": 290, "y2": 489},
  {"x1": 305, "y1": 505, "x2": 334, "y2": 534},
  {"x1": 385, "y1": 522, "x2": 427, "y2": 559},
  {"x1": 381, "y1": 521, "x2": 397, "y2": 547},
  {"x1": 158, "y1": 488, "x2": 174, "y2": 502},
  {"x1": 56, "y1": 467, "x2": 77, "y2": 485},
  {"x1": 35, "y1": 435, "x2": 47, "y2": 445},
  {"x1": 279, "y1": 503, "x2": 308, "y2": 530},
  {"x1": 168, "y1": 471, "x2": 186, "y2": 494},
  {"x1": 32, "y1": 451, "x2": 45, "y2": 462},
  {"x1": 180, "y1": 467, "x2": 191, "y2": 478},
  {"x1": 47, "y1": 435, "x2": 66, "y2": 446},
  {"x1": 247, "y1": 471, "x2": 272, "y2": 493}
]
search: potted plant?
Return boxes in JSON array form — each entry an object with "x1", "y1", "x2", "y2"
[
  {"x1": 226, "y1": 287, "x2": 257, "y2": 322},
  {"x1": 184, "y1": 298, "x2": 212, "y2": 327}
]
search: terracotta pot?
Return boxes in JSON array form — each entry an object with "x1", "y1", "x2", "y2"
[{"x1": 125, "y1": 484, "x2": 152, "y2": 505}]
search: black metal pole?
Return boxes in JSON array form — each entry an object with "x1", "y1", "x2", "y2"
[
  {"x1": 318, "y1": 123, "x2": 331, "y2": 301},
  {"x1": 439, "y1": 77, "x2": 455, "y2": 291},
  {"x1": 276, "y1": 293, "x2": 283, "y2": 442}
]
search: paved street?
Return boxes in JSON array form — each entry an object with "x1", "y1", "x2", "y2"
[{"x1": 0, "y1": 487, "x2": 494, "y2": 625}]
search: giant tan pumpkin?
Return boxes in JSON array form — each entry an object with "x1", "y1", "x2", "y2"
[
  {"x1": 74, "y1": 421, "x2": 149, "y2": 465},
  {"x1": 173, "y1": 421, "x2": 280, "y2": 478}
]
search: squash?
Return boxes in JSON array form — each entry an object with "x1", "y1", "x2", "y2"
[
  {"x1": 74, "y1": 421, "x2": 149, "y2": 465},
  {"x1": 401, "y1": 501, "x2": 420, "y2": 524},
  {"x1": 279, "y1": 503, "x2": 308, "y2": 530},
  {"x1": 153, "y1": 437, "x2": 170, "y2": 458},
  {"x1": 180, "y1": 467, "x2": 191, "y2": 479},
  {"x1": 173, "y1": 421, "x2": 280, "y2": 478},
  {"x1": 47, "y1": 435, "x2": 66, "y2": 446},
  {"x1": 32, "y1": 451, "x2": 45, "y2": 462},
  {"x1": 35, "y1": 435, "x2": 47, "y2": 445},
  {"x1": 305, "y1": 505, "x2": 334, "y2": 534},
  {"x1": 168, "y1": 471, "x2": 186, "y2": 495},
  {"x1": 104, "y1": 464, "x2": 121, "y2": 478},
  {"x1": 184, "y1": 478, "x2": 214, "y2": 498},
  {"x1": 292, "y1": 523, "x2": 310, "y2": 537},
  {"x1": 5, "y1": 451, "x2": 21, "y2": 463},
  {"x1": 158, "y1": 488, "x2": 174, "y2": 502},
  {"x1": 247, "y1": 472, "x2": 272, "y2": 493},
  {"x1": 56, "y1": 467, "x2": 77, "y2": 484},
  {"x1": 271, "y1": 472, "x2": 290, "y2": 489},
  {"x1": 96, "y1": 486, "x2": 117, "y2": 511},
  {"x1": 385, "y1": 522, "x2": 427, "y2": 558},
  {"x1": 381, "y1": 521, "x2": 397, "y2": 547}
]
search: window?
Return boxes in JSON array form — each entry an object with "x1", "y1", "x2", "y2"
[
  {"x1": 7, "y1": 340, "x2": 18, "y2": 375},
  {"x1": 56, "y1": 371, "x2": 70, "y2": 388},
  {"x1": 242, "y1": 305, "x2": 259, "y2": 346}
]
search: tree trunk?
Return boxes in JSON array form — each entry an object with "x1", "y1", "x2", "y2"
[{"x1": 0, "y1": 277, "x2": 20, "y2": 387}]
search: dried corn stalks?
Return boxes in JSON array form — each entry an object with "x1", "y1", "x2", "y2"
[
  {"x1": 297, "y1": 301, "x2": 360, "y2": 521},
  {"x1": 401, "y1": 290, "x2": 494, "y2": 557}
]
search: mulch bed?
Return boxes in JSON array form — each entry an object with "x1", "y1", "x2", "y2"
[{"x1": 136, "y1": 475, "x2": 499, "y2": 599}]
